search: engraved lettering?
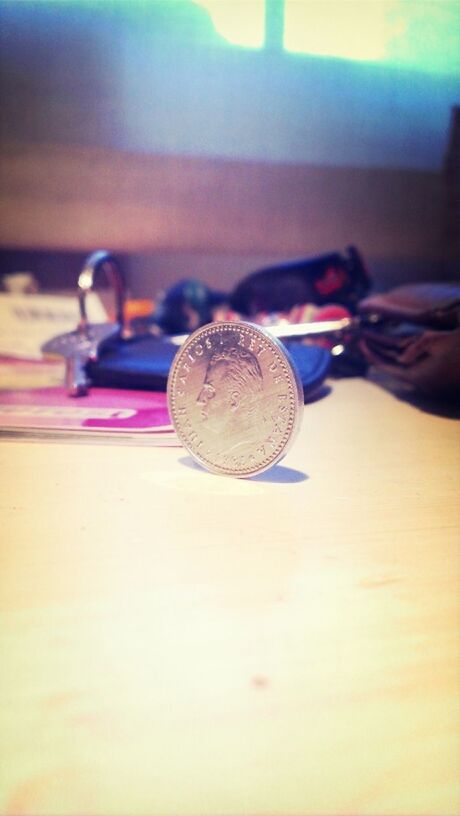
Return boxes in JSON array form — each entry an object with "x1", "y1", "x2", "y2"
[
  {"x1": 275, "y1": 409, "x2": 287, "y2": 424},
  {"x1": 277, "y1": 394, "x2": 288, "y2": 409}
]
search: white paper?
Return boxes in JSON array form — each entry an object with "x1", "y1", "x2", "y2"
[{"x1": 0, "y1": 293, "x2": 108, "y2": 360}]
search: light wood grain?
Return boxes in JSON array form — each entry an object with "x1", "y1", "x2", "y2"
[
  {"x1": 0, "y1": 377, "x2": 459, "y2": 816},
  {"x1": 0, "y1": 141, "x2": 443, "y2": 259}
]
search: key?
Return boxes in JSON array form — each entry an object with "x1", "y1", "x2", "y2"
[
  {"x1": 42, "y1": 322, "x2": 119, "y2": 396},
  {"x1": 42, "y1": 250, "x2": 127, "y2": 396},
  {"x1": 169, "y1": 315, "x2": 362, "y2": 346}
]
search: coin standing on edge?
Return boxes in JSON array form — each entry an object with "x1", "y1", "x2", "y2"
[{"x1": 167, "y1": 322, "x2": 304, "y2": 477}]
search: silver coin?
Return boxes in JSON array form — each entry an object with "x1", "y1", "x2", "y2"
[{"x1": 167, "y1": 322, "x2": 303, "y2": 477}]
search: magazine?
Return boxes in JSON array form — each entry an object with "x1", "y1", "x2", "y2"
[{"x1": 0, "y1": 359, "x2": 176, "y2": 446}]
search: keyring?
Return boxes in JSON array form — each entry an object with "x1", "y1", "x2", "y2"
[{"x1": 77, "y1": 250, "x2": 128, "y2": 336}]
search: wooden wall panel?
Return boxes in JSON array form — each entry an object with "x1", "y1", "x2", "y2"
[{"x1": 0, "y1": 141, "x2": 444, "y2": 260}]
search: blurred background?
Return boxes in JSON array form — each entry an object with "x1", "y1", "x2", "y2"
[{"x1": 0, "y1": 0, "x2": 459, "y2": 299}]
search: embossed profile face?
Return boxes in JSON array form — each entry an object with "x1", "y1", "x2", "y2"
[{"x1": 196, "y1": 345, "x2": 264, "y2": 439}]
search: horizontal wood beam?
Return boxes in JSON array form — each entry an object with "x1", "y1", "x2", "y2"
[{"x1": 0, "y1": 141, "x2": 444, "y2": 259}]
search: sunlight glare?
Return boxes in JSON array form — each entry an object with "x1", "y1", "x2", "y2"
[{"x1": 192, "y1": 0, "x2": 265, "y2": 48}]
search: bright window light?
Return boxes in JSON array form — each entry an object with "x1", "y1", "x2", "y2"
[
  {"x1": 192, "y1": 0, "x2": 265, "y2": 48},
  {"x1": 283, "y1": 0, "x2": 460, "y2": 75},
  {"x1": 284, "y1": 0, "x2": 389, "y2": 61}
]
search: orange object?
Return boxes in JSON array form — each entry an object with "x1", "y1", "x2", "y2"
[{"x1": 124, "y1": 299, "x2": 155, "y2": 321}]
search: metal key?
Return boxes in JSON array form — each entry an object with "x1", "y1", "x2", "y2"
[
  {"x1": 41, "y1": 322, "x2": 120, "y2": 396},
  {"x1": 41, "y1": 250, "x2": 127, "y2": 396},
  {"x1": 169, "y1": 315, "x2": 362, "y2": 346}
]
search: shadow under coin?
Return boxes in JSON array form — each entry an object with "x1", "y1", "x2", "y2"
[
  {"x1": 251, "y1": 464, "x2": 308, "y2": 483},
  {"x1": 179, "y1": 456, "x2": 308, "y2": 484},
  {"x1": 303, "y1": 383, "x2": 332, "y2": 405}
]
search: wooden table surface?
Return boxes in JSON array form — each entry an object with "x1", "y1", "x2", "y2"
[{"x1": 1, "y1": 377, "x2": 459, "y2": 816}]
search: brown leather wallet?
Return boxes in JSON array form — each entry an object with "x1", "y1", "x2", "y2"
[{"x1": 358, "y1": 283, "x2": 460, "y2": 399}]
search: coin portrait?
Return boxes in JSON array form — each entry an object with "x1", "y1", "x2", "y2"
[
  {"x1": 196, "y1": 344, "x2": 265, "y2": 443},
  {"x1": 167, "y1": 322, "x2": 303, "y2": 477}
]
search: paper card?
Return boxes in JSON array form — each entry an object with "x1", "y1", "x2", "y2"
[{"x1": 0, "y1": 292, "x2": 107, "y2": 360}]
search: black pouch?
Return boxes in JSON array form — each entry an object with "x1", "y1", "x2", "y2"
[
  {"x1": 87, "y1": 333, "x2": 331, "y2": 404},
  {"x1": 229, "y1": 245, "x2": 370, "y2": 316}
]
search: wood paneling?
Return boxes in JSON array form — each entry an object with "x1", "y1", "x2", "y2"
[{"x1": 0, "y1": 141, "x2": 444, "y2": 258}]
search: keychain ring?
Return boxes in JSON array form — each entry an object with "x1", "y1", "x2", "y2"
[{"x1": 77, "y1": 250, "x2": 126, "y2": 333}]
